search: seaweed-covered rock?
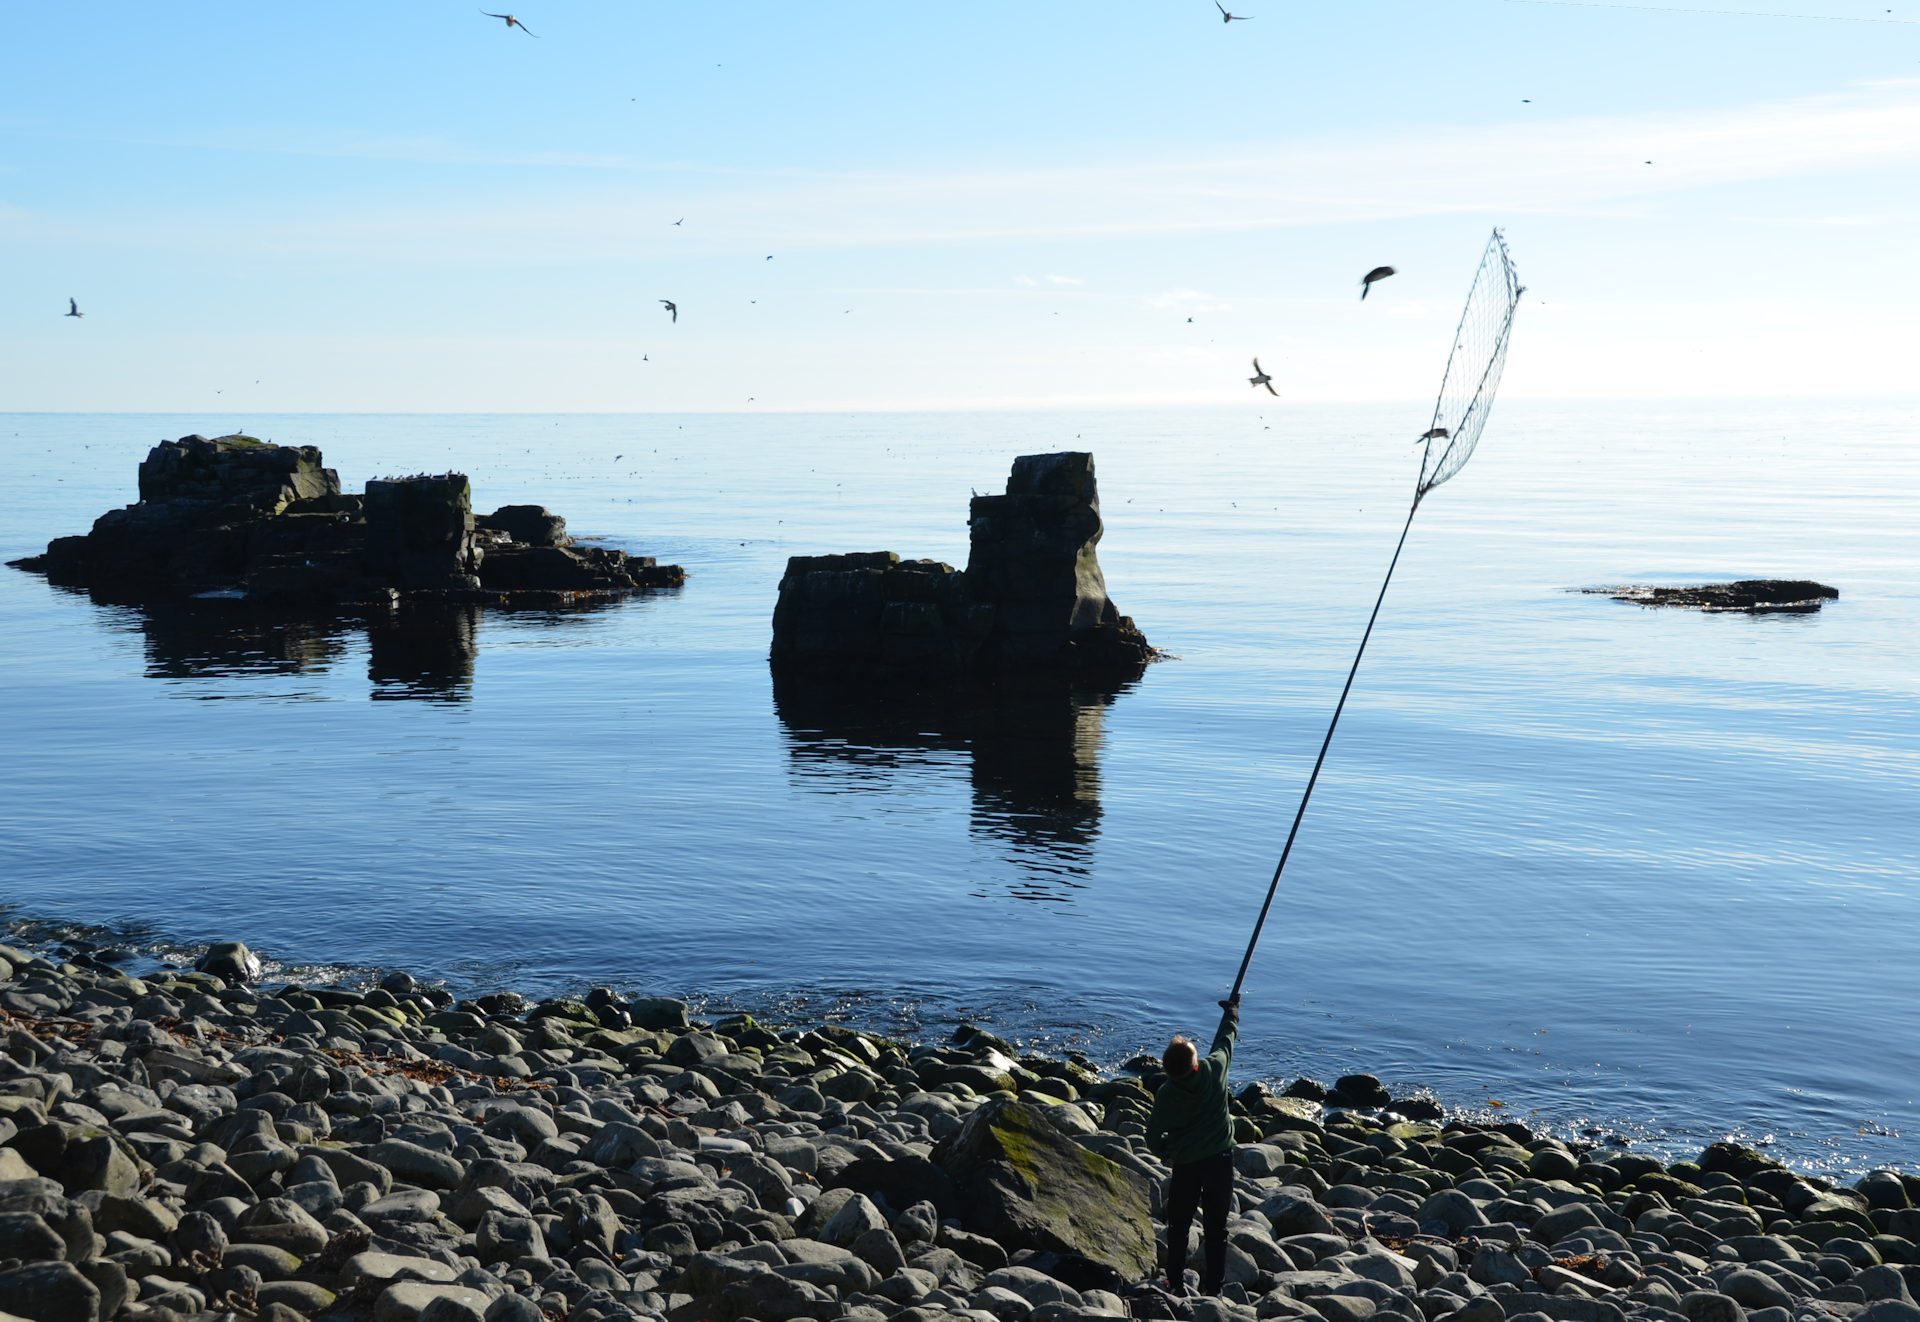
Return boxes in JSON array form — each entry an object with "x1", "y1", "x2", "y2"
[{"x1": 934, "y1": 1098, "x2": 1156, "y2": 1282}]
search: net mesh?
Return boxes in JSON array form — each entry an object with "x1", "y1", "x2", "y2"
[{"x1": 1416, "y1": 229, "x2": 1521, "y2": 503}]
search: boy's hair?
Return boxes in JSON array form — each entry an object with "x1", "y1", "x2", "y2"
[{"x1": 1163, "y1": 1035, "x2": 1198, "y2": 1078}]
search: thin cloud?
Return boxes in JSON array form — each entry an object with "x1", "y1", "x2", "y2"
[{"x1": 8, "y1": 83, "x2": 1920, "y2": 262}]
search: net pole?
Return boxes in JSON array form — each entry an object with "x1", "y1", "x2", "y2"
[{"x1": 1228, "y1": 494, "x2": 1422, "y2": 1001}]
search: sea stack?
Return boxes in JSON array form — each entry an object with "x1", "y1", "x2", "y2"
[{"x1": 770, "y1": 451, "x2": 1155, "y2": 687}]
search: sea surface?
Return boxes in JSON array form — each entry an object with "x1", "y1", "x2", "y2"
[{"x1": 3, "y1": 402, "x2": 1917, "y2": 1177}]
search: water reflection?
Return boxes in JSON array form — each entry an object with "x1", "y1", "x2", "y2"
[
  {"x1": 773, "y1": 677, "x2": 1121, "y2": 901},
  {"x1": 367, "y1": 604, "x2": 477, "y2": 703},
  {"x1": 138, "y1": 603, "x2": 353, "y2": 682},
  {"x1": 128, "y1": 599, "x2": 625, "y2": 703}
]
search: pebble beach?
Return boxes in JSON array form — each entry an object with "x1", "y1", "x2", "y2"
[{"x1": 6, "y1": 936, "x2": 1920, "y2": 1322}]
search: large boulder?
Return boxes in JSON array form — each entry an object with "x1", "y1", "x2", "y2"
[
  {"x1": 477, "y1": 504, "x2": 570, "y2": 547},
  {"x1": 195, "y1": 940, "x2": 262, "y2": 984},
  {"x1": 933, "y1": 1098, "x2": 1156, "y2": 1282}
]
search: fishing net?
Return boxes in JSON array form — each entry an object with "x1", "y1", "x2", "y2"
[
  {"x1": 1416, "y1": 228, "x2": 1522, "y2": 503},
  {"x1": 1227, "y1": 228, "x2": 1523, "y2": 1000}
]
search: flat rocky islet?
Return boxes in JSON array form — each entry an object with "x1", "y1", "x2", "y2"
[
  {"x1": 5, "y1": 939, "x2": 1918, "y2": 1322},
  {"x1": 1582, "y1": 583, "x2": 1839, "y2": 615},
  {"x1": 5, "y1": 434, "x2": 684, "y2": 610}
]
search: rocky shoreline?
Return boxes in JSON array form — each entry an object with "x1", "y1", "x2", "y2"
[{"x1": 5, "y1": 938, "x2": 1919, "y2": 1322}]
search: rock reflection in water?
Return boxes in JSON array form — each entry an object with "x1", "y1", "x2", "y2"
[
  {"x1": 136, "y1": 603, "x2": 355, "y2": 684},
  {"x1": 128, "y1": 598, "x2": 627, "y2": 702},
  {"x1": 367, "y1": 603, "x2": 478, "y2": 703},
  {"x1": 773, "y1": 677, "x2": 1122, "y2": 901}
]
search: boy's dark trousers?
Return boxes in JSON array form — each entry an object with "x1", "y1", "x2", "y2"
[{"x1": 1163, "y1": 1150, "x2": 1234, "y2": 1294}]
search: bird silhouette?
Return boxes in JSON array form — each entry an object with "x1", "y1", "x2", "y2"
[
  {"x1": 1360, "y1": 266, "x2": 1396, "y2": 300},
  {"x1": 673, "y1": 218, "x2": 683, "y2": 226},
  {"x1": 481, "y1": 11, "x2": 537, "y2": 36},
  {"x1": 660, "y1": 299, "x2": 677, "y2": 323},
  {"x1": 1248, "y1": 358, "x2": 1277, "y2": 396},
  {"x1": 1419, "y1": 427, "x2": 1450, "y2": 441},
  {"x1": 1215, "y1": 0, "x2": 1252, "y2": 19},
  {"x1": 65, "y1": 298, "x2": 83, "y2": 319}
]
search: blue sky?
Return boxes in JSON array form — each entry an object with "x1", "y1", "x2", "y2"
[{"x1": 4, "y1": 1, "x2": 1918, "y2": 410}]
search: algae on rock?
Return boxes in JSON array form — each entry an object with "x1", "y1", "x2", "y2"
[{"x1": 933, "y1": 1097, "x2": 1156, "y2": 1283}]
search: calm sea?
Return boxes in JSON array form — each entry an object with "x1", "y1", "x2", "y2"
[{"x1": 2, "y1": 402, "x2": 1917, "y2": 1177}]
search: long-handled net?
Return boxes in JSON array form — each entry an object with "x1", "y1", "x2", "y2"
[{"x1": 1228, "y1": 229, "x2": 1521, "y2": 1000}]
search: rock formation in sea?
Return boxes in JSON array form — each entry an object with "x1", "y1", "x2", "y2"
[
  {"x1": 1583, "y1": 581, "x2": 1839, "y2": 614},
  {"x1": 6, "y1": 434, "x2": 684, "y2": 608},
  {"x1": 770, "y1": 452, "x2": 1155, "y2": 687}
]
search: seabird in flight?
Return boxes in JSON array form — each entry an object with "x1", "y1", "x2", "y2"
[{"x1": 481, "y1": 11, "x2": 537, "y2": 36}]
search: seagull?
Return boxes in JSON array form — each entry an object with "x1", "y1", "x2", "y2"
[
  {"x1": 1360, "y1": 265, "x2": 1396, "y2": 300},
  {"x1": 481, "y1": 11, "x2": 537, "y2": 36},
  {"x1": 1214, "y1": 0, "x2": 1252, "y2": 19},
  {"x1": 1248, "y1": 358, "x2": 1277, "y2": 396},
  {"x1": 660, "y1": 299, "x2": 677, "y2": 323},
  {"x1": 65, "y1": 298, "x2": 83, "y2": 318}
]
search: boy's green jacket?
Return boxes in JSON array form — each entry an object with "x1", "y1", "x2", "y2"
[{"x1": 1145, "y1": 1007, "x2": 1238, "y2": 1166}]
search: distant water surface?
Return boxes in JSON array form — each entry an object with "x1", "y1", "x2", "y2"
[{"x1": 2, "y1": 401, "x2": 1917, "y2": 1176}]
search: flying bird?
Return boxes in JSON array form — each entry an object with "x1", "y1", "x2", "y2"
[
  {"x1": 1360, "y1": 265, "x2": 1396, "y2": 300},
  {"x1": 1420, "y1": 427, "x2": 1449, "y2": 440},
  {"x1": 1215, "y1": 0, "x2": 1252, "y2": 19},
  {"x1": 481, "y1": 11, "x2": 537, "y2": 36},
  {"x1": 673, "y1": 218, "x2": 683, "y2": 226},
  {"x1": 64, "y1": 298, "x2": 85, "y2": 318},
  {"x1": 659, "y1": 299, "x2": 677, "y2": 323},
  {"x1": 1248, "y1": 358, "x2": 1277, "y2": 396}
]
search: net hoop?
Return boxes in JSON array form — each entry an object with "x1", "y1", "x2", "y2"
[{"x1": 1416, "y1": 229, "x2": 1522, "y2": 503}]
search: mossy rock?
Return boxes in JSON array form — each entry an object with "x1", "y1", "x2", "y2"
[
  {"x1": 1633, "y1": 1172, "x2": 1707, "y2": 1201},
  {"x1": 1699, "y1": 1142, "x2": 1786, "y2": 1179},
  {"x1": 933, "y1": 1097, "x2": 1155, "y2": 1282}
]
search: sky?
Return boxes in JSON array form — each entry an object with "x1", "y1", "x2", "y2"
[{"x1": 3, "y1": 1, "x2": 1918, "y2": 411}]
